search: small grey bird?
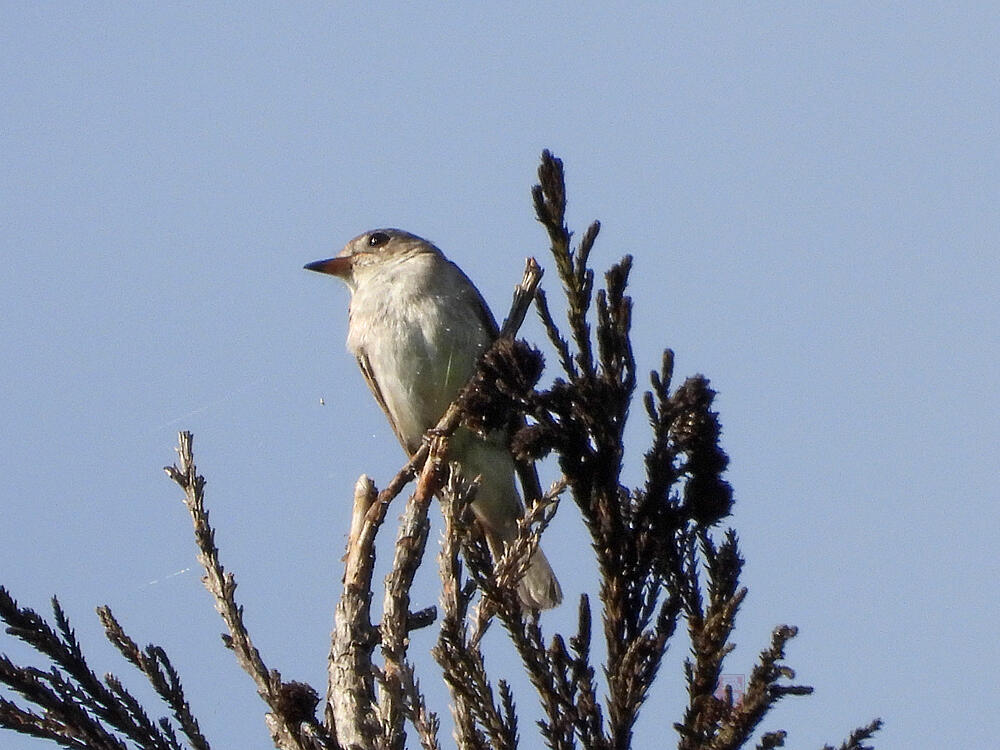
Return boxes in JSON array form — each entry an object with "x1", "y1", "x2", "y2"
[{"x1": 306, "y1": 229, "x2": 562, "y2": 610}]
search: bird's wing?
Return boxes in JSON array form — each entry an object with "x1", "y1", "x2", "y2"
[
  {"x1": 450, "y1": 260, "x2": 500, "y2": 339},
  {"x1": 356, "y1": 351, "x2": 418, "y2": 456},
  {"x1": 447, "y1": 261, "x2": 549, "y2": 502}
]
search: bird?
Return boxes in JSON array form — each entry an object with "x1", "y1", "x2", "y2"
[{"x1": 305, "y1": 229, "x2": 562, "y2": 610}]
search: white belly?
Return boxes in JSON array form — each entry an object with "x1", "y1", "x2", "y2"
[{"x1": 346, "y1": 254, "x2": 493, "y2": 448}]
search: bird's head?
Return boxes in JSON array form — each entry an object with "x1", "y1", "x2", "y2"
[{"x1": 304, "y1": 229, "x2": 438, "y2": 290}]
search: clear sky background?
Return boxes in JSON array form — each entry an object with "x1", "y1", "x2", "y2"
[{"x1": 2, "y1": 4, "x2": 997, "y2": 749}]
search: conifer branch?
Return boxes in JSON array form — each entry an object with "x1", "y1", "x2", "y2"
[{"x1": 1, "y1": 151, "x2": 880, "y2": 750}]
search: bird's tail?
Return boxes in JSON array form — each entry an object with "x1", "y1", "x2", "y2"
[
  {"x1": 456, "y1": 435, "x2": 563, "y2": 609},
  {"x1": 518, "y1": 544, "x2": 562, "y2": 610},
  {"x1": 485, "y1": 531, "x2": 563, "y2": 610}
]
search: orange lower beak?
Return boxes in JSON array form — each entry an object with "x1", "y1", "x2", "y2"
[{"x1": 304, "y1": 256, "x2": 352, "y2": 277}]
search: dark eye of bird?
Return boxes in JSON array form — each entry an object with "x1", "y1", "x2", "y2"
[{"x1": 368, "y1": 232, "x2": 390, "y2": 247}]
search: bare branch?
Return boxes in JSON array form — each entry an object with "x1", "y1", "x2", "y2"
[
  {"x1": 823, "y1": 719, "x2": 884, "y2": 750},
  {"x1": 0, "y1": 588, "x2": 205, "y2": 750},
  {"x1": 164, "y1": 432, "x2": 332, "y2": 750},
  {"x1": 2, "y1": 150, "x2": 881, "y2": 750},
  {"x1": 99, "y1": 606, "x2": 211, "y2": 750},
  {"x1": 433, "y1": 469, "x2": 518, "y2": 750},
  {"x1": 328, "y1": 476, "x2": 381, "y2": 749},
  {"x1": 377, "y1": 439, "x2": 446, "y2": 750}
]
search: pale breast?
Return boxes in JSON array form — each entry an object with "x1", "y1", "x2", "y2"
[{"x1": 347, "y1": 254, "x2": 494, "y2": 449}]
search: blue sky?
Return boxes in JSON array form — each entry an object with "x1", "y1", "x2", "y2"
[{"x1": 2, "y1": 4, "x2": 997, "y2": 749}]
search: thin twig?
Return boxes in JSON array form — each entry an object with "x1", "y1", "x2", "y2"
[
  {"x1": 164, "y1": 433, "x2": 327, "y2": 750},
  {"x1": 98, "y1": 606, "x2": 211, "y2": 750},
  {"x1": 377, "y1": 439, "x2": 445, "y2": 750},
  {"x1": 433, "y1": 469, "x2": 517, "y2": 750},
  {"x1": 327, "y1": 475, "x2": 380, "y2": 748}
]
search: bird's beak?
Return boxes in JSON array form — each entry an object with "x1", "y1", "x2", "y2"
[{"x1": 304, "y1": 256, "x2": 352, "y2": 278}]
